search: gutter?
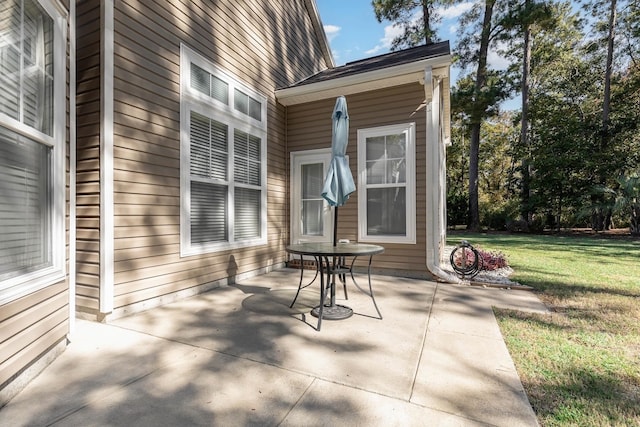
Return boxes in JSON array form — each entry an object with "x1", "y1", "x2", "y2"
[{"x1": 276, "y1": 55, "x2": 451, "y2": 106}]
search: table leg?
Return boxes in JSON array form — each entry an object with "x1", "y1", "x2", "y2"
[
  {"x1": 346, "y1": 255, "x2": 382, "y2": 319},
  {"x1": 311, "y1": 255, "x2": 353, "y2": 326},
  {"x1": 289, "y1": 254, "x2": 320, "y2": 308}
]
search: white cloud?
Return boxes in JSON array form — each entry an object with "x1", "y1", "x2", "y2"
[
  {"x1": 365, "y1": 23, "x2": 404, "y2": 55},
  {"x1": 438, "y1": 1, "x2": 476, "y2": 19},
  {"x1": 487, "y1": 42, "x2": 511, "y2": 70},
  {"x1": 324, "y1": 24, "x2": 341, "y2": 42}
]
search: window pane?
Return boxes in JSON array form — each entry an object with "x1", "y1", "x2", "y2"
[
  {"x1": 302, "y1": 163, "x2": 323, "y2": 199},
  {"x1": 387, "y1": 158, "x2": 406, "y2": 183},
  {"x1": 190, "y1": 181, "x2": 227, "y2": 243},
  {"x1": 367, "y1": 187, "x2": 406, "y2": 236},
  {"x1": 301, "y1": 162, "x2": 324, "y2": 236},
  {"x1": 302, "y1": 200, "x2": 323, "y2": 236},
  {"x1": 234, "y1": 89, "x2": 248, "y2": 115},
  {"x1": 211, "y1": 75, "x2": 228, "y2": 104},
  {"x1": 0, "y1": 126, "x2": 51, "y2": 281},
  {"x1": 386, "y1": 134, "x2": 406, "y2": 157},
  {"x1": 191, "y1": 63, "x2": 228, "y2": 104},
  {"x1": 249, "y1": 97, "x2": 261, "y2": 121},
  {"x1": 0, "y1": 0, "x2": 54, "y2": 135},
  {"x1": 365, "y1": 136, "x2": 385, "y2": 159},
  {"x1": 190, "y1": 63, "x2": 210, "y2": 96},
  {"x1": 234, "y1": 130, "x2": 261, "y2": 186},
  {"x1": 190, "y1": 111, "x2": 227, "y2": 181},
  {"x1": 0, "y1": 45, "x2": 21, "y2": 121},
  {"x1": 365, "y1": 134, "x2": 407, "y2": 185},
  {"x1": 234, "y1": 187, "x2": 260, "y2": 240}
]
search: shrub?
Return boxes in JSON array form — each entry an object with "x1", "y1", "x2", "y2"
[{"x1": 477, "y1": 247, "x2": 509, "y2": 271}]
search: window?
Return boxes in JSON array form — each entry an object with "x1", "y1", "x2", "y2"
[
  {"x1": 180, "y1": 46, "x2": 267, "y2": 255},
  {"x1": 0, "y1": 0, "x2": 66, "y2": 304},
  {"x1": 357, "y1": 123, "x2": 416, "y2": 244}
]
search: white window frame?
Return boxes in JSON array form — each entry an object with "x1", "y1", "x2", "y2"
[
  {"x1": 0, "y1": 0, "x2": 67, "y2": 305},
  {"x1": 357, "y1": 123, "x2": 416, "y2": 244},
  {"x1": 180, "y1": 45, "x2": 267, "y2": 256}
]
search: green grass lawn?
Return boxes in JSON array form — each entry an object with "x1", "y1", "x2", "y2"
[{"x1": 447, "y1": 232, "x2": 640, "y2": 427}]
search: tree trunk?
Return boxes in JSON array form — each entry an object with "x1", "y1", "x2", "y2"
[
  {"x1": 467, "y1": 0, "x2": 495, "y2": 231},
  {"x1": 631, "y1": 205, "x2": 640, "y2": 236},
  {"x1": 593, "y1": 0, "x2": 617, "y2": 232},
  {"x1": 520, "y1": 10, "x2": 532, "y2": 224},
  {"x1": 422, "y1": 0, "x2": 432, "y2": 44},
  {"x1": 602, "y1": 0, "x2": 616, "y2": 137},
  {"x1": 468, "y1": 123, "x2": 480, "y2": 230}
]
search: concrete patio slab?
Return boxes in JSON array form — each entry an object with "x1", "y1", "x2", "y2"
[
  {"x1": 0, "y1": 268, "x2": 546, "y2": 426},
  {"x1": 111, "y1": 271, "x2": 437, "y2": 400},
  {"x1": 281, "y1": 378, "x2": 489, "y2": 427}
]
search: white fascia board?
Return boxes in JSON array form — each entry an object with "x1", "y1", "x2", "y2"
[{"x1": 276, "y1": 54, "x2": 451, "y2": 106}]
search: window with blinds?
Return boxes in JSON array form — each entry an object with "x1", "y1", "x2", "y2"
[
  {"x1": 0, "y1": 128, "x2": 51, "y2": 281},
  {"x1": 180, "y1": 45, "x2": 267, "y2": 255},
  {"x1": 0, "y1": 0, "x2": 66, "y2": 304}
]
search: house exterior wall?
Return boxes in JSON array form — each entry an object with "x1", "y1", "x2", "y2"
[
  {"x1": 74, "y1": 0, "x2": 329, "y2": 317},
  {"x1": 0, "y1": 0, "x2": 71, "y2": 402},
  {"x1": 286, "y1": 83, "x2": 432, "y2": 277},
  {"x1": 75, "y1": 0, "x2": 102, "y2": 313}
]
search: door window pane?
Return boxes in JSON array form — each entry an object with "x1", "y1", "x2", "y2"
[{"x1": 301, "y1": 163, "x2": 324, "y2": 236}]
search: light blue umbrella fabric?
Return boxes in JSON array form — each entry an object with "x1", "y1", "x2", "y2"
[{"x1": 322, "y1": 96, "x2": 356, "y2": 207}]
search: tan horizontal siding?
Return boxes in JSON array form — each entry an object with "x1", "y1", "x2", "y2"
[
  {"x1": 101, "y1": 0, "x2": 325, "y2": 312},
  {"x1": 286, "y1": 84, "x2": 429, "y2": 274},
  {"x1": 75, "y1": 0, "x2": 102, "y2": 314},
  {"x1": 0, "y1": 282, "x2": 68, "y2": 387}
]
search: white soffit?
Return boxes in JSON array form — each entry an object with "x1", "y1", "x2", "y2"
[{"x1": 276, "y1": 55, "x2": 451, "y2": 106}]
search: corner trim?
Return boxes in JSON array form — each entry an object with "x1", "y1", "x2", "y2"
[
  {"x1": 99, "y1": 0, "x2": 115, "y2": 314},
  {"x1": 69, "y1": 0, "x2": 77, "y2": 335}
]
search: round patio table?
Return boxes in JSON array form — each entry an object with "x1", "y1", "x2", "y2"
[{"x1": 286, "y1": 242, "x2": 384, "y2": 331}]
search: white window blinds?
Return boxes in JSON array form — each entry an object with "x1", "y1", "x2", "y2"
[
  {"x1": 0, "y1": 0, "x2": 54, "y2": 135},
  {"x1": 0, "y1": 128, "x2": 51, "y2": 281}
]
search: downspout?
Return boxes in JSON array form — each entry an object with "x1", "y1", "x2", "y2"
[
  {"x1": 424, "y1": 66, "x2": 459, "y2": 283},
  {"x1": 69, "y1": 0, "x2": 77, "y2": 336}
]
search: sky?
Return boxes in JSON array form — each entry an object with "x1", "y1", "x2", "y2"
[
  {"x1": 314, "y1": 0, "x2": 513, "y2": 107},
  {"x1": 315, "y1": 0, "x2": 476, "y2": 66}
]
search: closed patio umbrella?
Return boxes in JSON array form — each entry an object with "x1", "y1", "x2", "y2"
[{"x1": 321, "y1": 96, "x2": 355, "y2": 246}]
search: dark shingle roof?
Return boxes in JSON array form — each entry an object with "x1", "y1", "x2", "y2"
[{"x1": 286, "y1": 40, "x2": 450, "y2": 89}]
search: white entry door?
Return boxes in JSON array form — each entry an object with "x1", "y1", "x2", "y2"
[{"x1": 290, "y1": 149, "x2": 333, "y2": 244}]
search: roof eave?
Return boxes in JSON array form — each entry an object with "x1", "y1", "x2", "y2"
[{"x1": 275, "y1": 53, "x2": 451, "y2": 106}]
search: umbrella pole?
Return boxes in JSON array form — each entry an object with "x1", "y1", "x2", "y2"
[{"x1": 333, "y1": 206, "x2": 338, "y2": 247}]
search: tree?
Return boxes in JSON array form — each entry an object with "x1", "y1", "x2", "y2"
[
  {"x1": 455, "y1": 0, "x2": 510, "y2": 230},
  {"x1": 582, "y1": 0, "x2": 636, "y2": 230},
  {"x1": 371, "y1": 0, "x2": 442, "y2": 47},
  {"x1": 599, "y1": 175, "x2": 640, "y2": 235},
  {"x1": 498, "y1": 0, "x2": 554, "y2": 224}
]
